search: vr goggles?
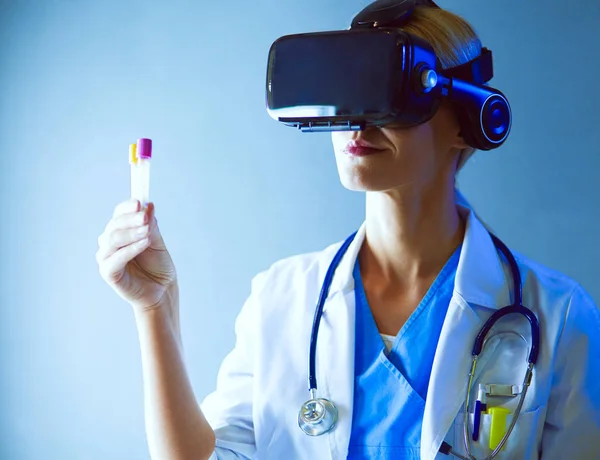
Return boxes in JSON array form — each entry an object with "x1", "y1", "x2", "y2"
[{"x1": 265, "y1": 0, "x2": 511, "y2": 151}]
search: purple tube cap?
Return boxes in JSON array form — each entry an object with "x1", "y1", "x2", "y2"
[{"x1": 137, "y1": 138, "x2": 152, "y2": 159}]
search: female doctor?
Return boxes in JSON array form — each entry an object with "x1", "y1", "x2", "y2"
[{"x1": 96, "y1": 3, "x2": 600, "y2": 460}]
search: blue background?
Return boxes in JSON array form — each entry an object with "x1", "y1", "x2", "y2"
[{"x1": 1, "y1": 0, "x2": 598, "y2": 458}]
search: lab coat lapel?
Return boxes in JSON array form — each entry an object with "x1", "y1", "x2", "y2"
[
  {"x1": 317, "y1": 224, "x2": 367, "y2": 460},
  {"x1": 419, "y1": 299, "x2": 501, "y2": 460},
  {"x1": 420, "y1": 293, "x2": 484, "y2": 459},
  {"x1": 318, "y1": 287, "x2": 356, "y2": 460},
  {"x1": 420, "y1": 206, "x2": 510, "y2": 459}
]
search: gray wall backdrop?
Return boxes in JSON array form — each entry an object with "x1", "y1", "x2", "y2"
[{"x1": 1, "y1": 0, "x2": 598, "y2": 458}]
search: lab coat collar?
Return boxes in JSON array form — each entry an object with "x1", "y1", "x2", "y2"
[
  {"x1": 325, "y1": 204, "x2": 512, "y2": 310},
  {"x1": 325, "y1": 222, "x2": 365, "y2": 298},
  {"x1": 453, "y1": 205, "x2": 512, "y2": 310}
]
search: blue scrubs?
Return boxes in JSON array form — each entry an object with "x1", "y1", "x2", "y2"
[{"x1": 347, "y1": 246, "x2": 461, "y2": 459}]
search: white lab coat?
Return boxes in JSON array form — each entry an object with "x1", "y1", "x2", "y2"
[{"x1": 201, "y1": 205, "x2": 600, "y2": 459}]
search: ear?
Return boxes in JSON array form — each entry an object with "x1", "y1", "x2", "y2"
[
  {"x1": 453, "y1": 129, "x2": 469, "y2": 150},
  {"x1": 438, "y1": 101, "x2": 469, "y2": 150}
]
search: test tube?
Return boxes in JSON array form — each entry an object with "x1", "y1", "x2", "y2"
[{"x1": 135, "y1": 138, "x2": 152, "y2": 208}]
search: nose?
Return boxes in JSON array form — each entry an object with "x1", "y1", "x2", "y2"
[{"x1": 351, "y1": 126, "x2": 379, "y2": 139}]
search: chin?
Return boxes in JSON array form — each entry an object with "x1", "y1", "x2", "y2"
[{"x1": 338, "y1": 174, "x2": 399, "y2": 192}]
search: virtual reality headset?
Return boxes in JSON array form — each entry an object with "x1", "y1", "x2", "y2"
[{"x1": 265, "y1": 0, "x2": 512, "y2": 151}]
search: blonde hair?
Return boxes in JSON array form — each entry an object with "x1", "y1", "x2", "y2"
[
  {"x1": 402, "y1": 7, "x2": 492, "y2": 229},
  {"x1": 401, "y1": 6, "x2": 482, "y2": 172}
]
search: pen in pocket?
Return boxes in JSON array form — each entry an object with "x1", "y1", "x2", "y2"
[{"x1": 473, "y1": 383, "x2": 487, "y2": 441}]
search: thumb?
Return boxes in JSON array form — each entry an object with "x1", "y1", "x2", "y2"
[{"x1": 146, "y1": 202, "x2": 166, "y2": 249}]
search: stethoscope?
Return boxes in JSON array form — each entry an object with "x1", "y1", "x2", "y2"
[{"x1": 298, "y1": 230, "x2": 540, "y2": 460}]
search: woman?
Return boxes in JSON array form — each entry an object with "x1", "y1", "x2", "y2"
[{"x1": 96, "y1": 2, "x2": 600, "y2": 459}]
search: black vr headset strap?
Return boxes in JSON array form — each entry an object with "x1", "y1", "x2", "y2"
[{"x1": 440, "y1": 47, "x2": 494, "y2": 84}]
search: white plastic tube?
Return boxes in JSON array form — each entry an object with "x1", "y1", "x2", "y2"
[
  {"x1": 136, "y1": 157, "x2": 151, "y2": 207},
  {"x1": 129, "y1": 138, "x2": 152, "y2": 208}
]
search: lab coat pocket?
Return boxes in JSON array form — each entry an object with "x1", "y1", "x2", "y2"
[{"x1": 453, "y1": 405, "x2": 545, "y2": 460}]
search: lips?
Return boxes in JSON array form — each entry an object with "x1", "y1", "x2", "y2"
[{"x1": 343, "y1": 138, "x2": 385, "y2": 157}]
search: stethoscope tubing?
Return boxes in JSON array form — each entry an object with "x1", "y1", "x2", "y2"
[
  {"x1": 308, "y1": 231, "x2": 540, "y2": 392},
  {"x1": 302, "y1": 228, "x2": 542, "y2": 459},
  {"x1": 308, "y1": 231, "x2": 357, "y2": 391}
]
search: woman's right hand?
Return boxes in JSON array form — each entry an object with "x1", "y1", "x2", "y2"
[{"x1": 96, "y1": 199, "x2": 177, "y2": 314}]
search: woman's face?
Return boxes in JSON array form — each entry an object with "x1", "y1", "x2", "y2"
[{"x1": 331, "y1": 104, "x2": 468, "y2": 193}]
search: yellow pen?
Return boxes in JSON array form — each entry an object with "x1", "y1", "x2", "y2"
[
  {"x1": 129, "y1": 143, "x2": 138, "y2": 201},
  {"x1": 488, "y1": 407, "x2": 511, "y2": 451}
]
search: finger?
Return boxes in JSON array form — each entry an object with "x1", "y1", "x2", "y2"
[
  {"x1": 113, "y1": 199, "x2": 141, "y2": 218},
  {"x1": 104, "y1": 208, "x2": 148, "y2": 236},
  {"x1": 98, "y1": 202, "x2": 155, "y2": 258},
  {"x1": 99, "y1": 237, "x2": 151, "y2": 284},
  {"x1": 97, "y1": 224, "x2": 149, "y2": 262},
  {"x1": 98, "y1": 210, "x2": 146, "y2": 253}
]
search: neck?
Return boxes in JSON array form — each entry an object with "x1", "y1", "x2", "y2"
[{"x1": 360, "y1": 184, "x2": 465, "y2": 291}]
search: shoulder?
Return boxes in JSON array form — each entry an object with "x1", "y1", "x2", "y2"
[
  {"x1": 252, "y1": 239, "x2": 345, "y2": 296},
  {"x1": 512, "y1": 250, "x2": 580, "y2": 298},
  {"x1": 240, "y1": 238, "x2": 348, "y2": 335},
  {"x1": 510, "y1": 249, "x2": 599, "y2": 335},
  {"x1": 512, "y1": 249, "x2": 594, "y2": 302}
]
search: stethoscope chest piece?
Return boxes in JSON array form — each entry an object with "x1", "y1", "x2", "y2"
[{"x1": 298, "y1": 396, "x2": 338, "y2": 436}]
